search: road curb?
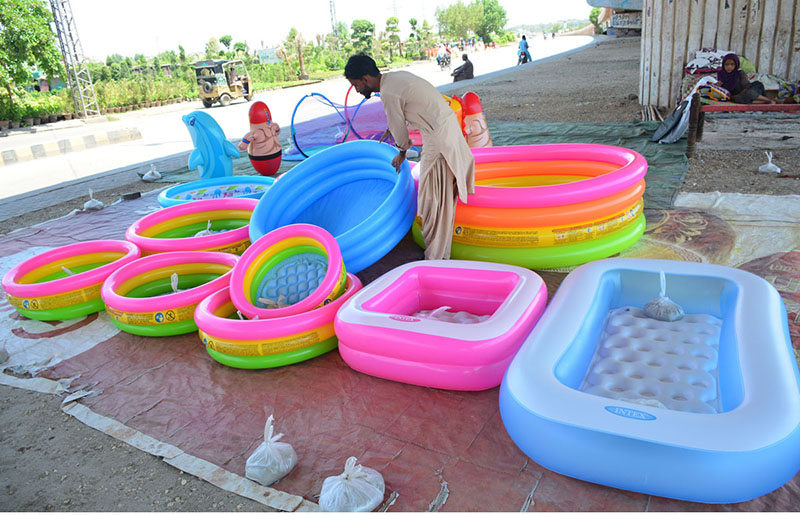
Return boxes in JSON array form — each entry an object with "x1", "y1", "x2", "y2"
[{"x1": 0, "y1": 127, "x2": 142, "y2": 167}]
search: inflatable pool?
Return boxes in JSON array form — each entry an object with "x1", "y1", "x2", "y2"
[
  {"x1": 499, "y1": 258, "x2": 800, "y2": 503},
  {"x1": 335, "y1": 260, "x2": 547, "y2": 390},
  {"x1": 2, "y1": 240, "x2": 140, "y2": 321},
  {"x1": 411, "y1": 144, "x2": 647, "y2": 269},
  {"x1": 195, "y1": 274, "x2": 362, "y2": 369},
  {"x1": 250, "y1": 140, "x2": 416, "y2": 274},
  {"x1": 229, "y1": 224, "x2": 347, "y2": 320},
  {"x1": 102, "y1": 251, "x2": 238, "y2": 337},
  {"x1": 126, "y1": 198, "x2": 257, "y2": 255},
  {"x1": 157, "y1": 176, "x2": 275, "y2": 207}
]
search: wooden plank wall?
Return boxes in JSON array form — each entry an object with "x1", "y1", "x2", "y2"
[{"x1": 639, "y1": 0, "x2": 800, "y2": 108}]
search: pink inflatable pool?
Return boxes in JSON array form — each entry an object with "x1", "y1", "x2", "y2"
[{"x1": 334, "y1": 260, "x2": 547, "y2": 390}]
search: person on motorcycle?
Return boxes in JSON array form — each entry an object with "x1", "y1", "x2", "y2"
[
  {"x1": 518, "y1": 35, "x2": 532, "y2": 65},
  {"x1": 436, "y1": 43, "x2": 450, "y2": 68}
]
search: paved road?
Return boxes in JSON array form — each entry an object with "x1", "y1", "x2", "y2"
[{"x1": 0, "y1": 36, "x2": 592, "y2": 203}]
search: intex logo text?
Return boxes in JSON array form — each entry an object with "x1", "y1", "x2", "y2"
[
  {"x1": 389, "y1": 315, "x2": 421, "y2": 323},
  {"x1": 604, "y1": 405, "x2": 657, "y2": 421}
]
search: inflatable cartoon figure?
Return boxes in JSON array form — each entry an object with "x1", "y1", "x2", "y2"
[
  {"x1": 239, "y1": 101, "x2": 282, "y2": 176},
  {"x1": 462, "y1": 91, "x2": 492, "y2": 148},
  {"x1": 183, "y1": 111, "x2": 239, "y2": 179}
]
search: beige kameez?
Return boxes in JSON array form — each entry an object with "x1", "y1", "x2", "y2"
[{"x1": 380, "y1": 71, "x2": 475, "y2": 259}]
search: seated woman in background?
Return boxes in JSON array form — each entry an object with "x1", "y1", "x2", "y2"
[{"x1": 717, "y1": 53, "x2": 775, "y2": 104}]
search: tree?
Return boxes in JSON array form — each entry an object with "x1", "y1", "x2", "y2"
[
  {"x1": 420, "y1": 20, "x2": 435, "y2": 49},
  {"x1": 205, "y1": 37, "x2": 221, "y2": 59},
  {"x1": 109, "y1": 62, "x2": 122, "y2": 80},
  {"x1": 178, "y1": 45, "x2": 186, "y2": 64},
  {"x1": 406, "y1": 18, "x2": 420, "y2": 57},
  {"x1": 385, "y1": 17, "x2": 401, "y2": 59},
  {"x1": 234, "y1": 41, "x2": 247, "y2": 55},
  {"x1": 589, "y1": 8, "x2": 602, "y2": 33},
  {"x1": 435, "y1": 1, "x2": 482, "y2": 41},
  {"x1": 350, "y1": 19, "x2": 374, "y2": 53},
  {"x1": 0, "y1": 0, "x2": 64, "y2": 103},
  {"x1": 336, "y1": 21, "x2": 350, "y2": 51},
  {"x1": 219, "y1": 35, "x2": 232, "y2": 50},
  {"x1": 475, "y1": 0, "x2": 507, "y2": 43}
]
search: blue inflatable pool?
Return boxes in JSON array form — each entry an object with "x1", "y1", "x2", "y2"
[
  {"x1": 499, "y1": 258, "x2": 800, "y2": 503},
  {"x1": 249, "y1": 140, "x2": 416, "y2": 274},
  {"x1": 158, "y1": 176, "x2": 275, "y2": 207}
]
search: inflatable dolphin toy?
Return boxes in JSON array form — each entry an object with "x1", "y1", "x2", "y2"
[{"x1": 183, "y1": 111, "x2": 240, "y2": 180}]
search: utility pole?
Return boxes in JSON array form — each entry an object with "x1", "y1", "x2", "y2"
[
  {"x1": 49, "y1": 0, "x2": 100, "y2": 119},
  {"x1": 330, "y1": 0, "x2": 337, "y2": 34}
]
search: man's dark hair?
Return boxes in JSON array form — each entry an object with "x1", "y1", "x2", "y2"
[
  {"x1": 522, "y1": 35, "x2": 527, "y2": 40},
  {"x1": 344, "y1": 53, "x2": 380, "y2": 79},
  {"x1": 462, "y1": 53, "x2": 468, "y2": 60}
]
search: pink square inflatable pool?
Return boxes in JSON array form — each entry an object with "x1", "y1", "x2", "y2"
[{"x1": 334, "y1": 260, "x2": 547, "y2": 390}]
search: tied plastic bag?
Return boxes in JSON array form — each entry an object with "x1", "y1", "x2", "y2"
[
  {"x1": 194, "y1": 220, "x2": 222, "y2": 237},
  {"x1": 758, "y1": 151, "x2": 781, "y2": 174},
  {"x1": 644, "y1": 271, "x2": 684, "y2": 322},
  {"x1": 142, "y1": 164, "x2": 162, "y2": 182},
  {"x1": 319, "y1": 456, "x2": 385, "y2": 512},
  {"x1": 83, "y1": 188, "x2": 104, "y2": 211},
  {"x1": 245, "y1": 414, "x2": 297, "y2": 486}
]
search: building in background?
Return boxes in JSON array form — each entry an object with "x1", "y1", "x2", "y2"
[
  {"x1": 639, "y1": 0, "x2": 800, "y2": 108},
  {"x1": 588, "y1": 0, "x2": 642, "y2": 36}
]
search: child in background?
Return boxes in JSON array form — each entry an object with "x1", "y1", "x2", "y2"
[{"x1": 716, "y1": 53, "x2": 775, "y2": 104}]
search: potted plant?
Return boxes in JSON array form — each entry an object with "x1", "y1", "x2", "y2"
[{"x1": 0, "y1": 99, "x2": 11, "y2": 131}]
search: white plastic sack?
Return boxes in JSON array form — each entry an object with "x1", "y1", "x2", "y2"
[
  {"x1": 758, "y1": 151, "x2": 781, "y2": 174},
  {"x1": 644, "y1": 271, "x2": 684, "y2": 322},
  {"x1": 83, "y1": 188, "x2": 104, "y2": 211},
  {"x1": 244, "y1": 414, "x2": 297, "y2": 486},
  {"x1": 142, "y1": 164, "x2": 162, "y2": 182},
  {"x1": 319, "y1": 456, "x2": 385, "y2": 512}
]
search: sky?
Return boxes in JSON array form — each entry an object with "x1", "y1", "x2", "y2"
[{"x1": 70, "y1": 0, "x2": 594, "y2": 61}]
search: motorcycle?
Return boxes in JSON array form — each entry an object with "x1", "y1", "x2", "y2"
[
  {"x1": 517, "y1": 49, "x2": 530, "y2": 65},
  {"x1": 437, "y1": 53, "x2": 451, "y2": 71}
]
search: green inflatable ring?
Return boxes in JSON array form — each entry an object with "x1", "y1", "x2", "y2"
[
  {"x1": 205, "y1": 336, "x2": 339, "y2": 369},
  {"x1": 412, "y1": 214, "x2": 646, "y2": 269}
]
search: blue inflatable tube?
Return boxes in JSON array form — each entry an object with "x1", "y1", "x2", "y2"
[
  {"x1": 250, "y1": 140, "x2": 416, "y2": 274},
  {"x1": 157, "y1": 176, "x2": 275, "y2": 207}
]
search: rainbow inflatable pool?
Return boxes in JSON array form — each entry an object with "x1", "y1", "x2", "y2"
[
  {"x1": 411, "y1": 144, "x2": 647, "y2": 269},
  {"x1": 126, "y1": 198, "x2": 257, "y2": 255}
]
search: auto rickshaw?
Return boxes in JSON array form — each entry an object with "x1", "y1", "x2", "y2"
[{"x1": 193, "y1": 59, "x2": 253, "y2": 107}]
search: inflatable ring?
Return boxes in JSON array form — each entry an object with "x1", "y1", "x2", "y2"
[
  {"x1": 196, "y1": 274, "x2": 362, "y2": 369},
  {"x1": 230, "y1": 224, "x2": 346, "y2": 320},
  {"x1": 126, "y1": 198, "x2": 258, "y2": 255},
  {"x1": 453, "y1": 199, "x2": 643, "y2": 248},
  {"x1": 2, "y1": 240, "x2": 141, "y2": 321},
  {"x1": 413, "y1": 214, "x2": 647, "y2": 270},
  {"x1": 411, "y1": 144, "x2": 647, "y2": 268},
  {"x1": 101, "y1": 251, "x2": 238, "y2": 337},
  {"x1": 455, "y1": 180, "x2": 645, "y2": 228},
  {"x1": 466, "y1": 144, "x2": 647, "y2": 208},
  {"x1": 250, "y1": 140, "x2": 416, "y2": 274},
  {"x1": 157, "y1": 176, "x2": 275, "y2": 207}
]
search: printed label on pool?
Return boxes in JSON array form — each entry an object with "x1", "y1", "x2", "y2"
[
  {"x1": 605, "y1": 405, "x2": 657, "y2": 421},
  {"x1": 389, "y1": 315, "x2": 421, "y2": 323}
]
